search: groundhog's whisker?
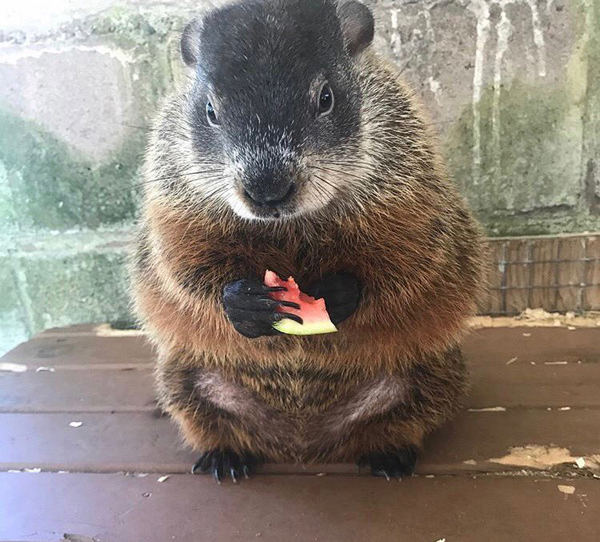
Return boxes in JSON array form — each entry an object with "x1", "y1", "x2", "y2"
[
  {"x1": 306, "y1": 176, "x2": 333, "y2": 208},
  {"x1": 313, "y1": 159, "x2": 374, "y2": 173},
  {"x1": 305, "y1": 151, "x2": 374, "y2": 170},
  {"x1": 308, "y1": 165, "x2": 367, "y2": 183},
  {"x1": 309, "y1": 173, "x2": 338, "y2": 200},
  {"x1": 306, "y1": 169, "x2": 337, "y2": 190},
  {"x1": 193, "y1": 188, "x2": 229, "y2": 209},
  {"x1": 137, "y1": 169, "x2": 226, "y2": 187}
]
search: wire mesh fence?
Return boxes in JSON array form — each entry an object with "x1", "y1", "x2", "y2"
[{"x1": 478, "y1": 233, "x2": 600, "y2": 316}]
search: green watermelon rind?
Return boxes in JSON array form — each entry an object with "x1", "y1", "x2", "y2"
[{"x1": 273, "y1": 318, "x2": 338, "y2": 336}]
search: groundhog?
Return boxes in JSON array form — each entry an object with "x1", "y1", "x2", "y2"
[{"x1": 131, "y1": 0, "x2": 486, "y2": 481}]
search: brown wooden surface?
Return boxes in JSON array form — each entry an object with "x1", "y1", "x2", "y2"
[
  {"x1": 1, "y1": 474, "x2": 598, "y2": 542},
  {"x1": 1, "y1": 326, "x2": 599, "y2": 541}
]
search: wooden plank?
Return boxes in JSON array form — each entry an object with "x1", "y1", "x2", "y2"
[
  {"x1": 469, "y1": 362, "x2": 600, "y2": 408},
  {"x1": 464, "y1": 328, "x2": 600, "y2": 365},
  {"x1": 1, "y1": 473, "x2": 598, "y2": 542},
  {"x1": 479, "y1": 240, "x2": 507, "y2": 315},
  {"x1": 1, "y1": 409, "x2": 598, "y2": 475},
  {"x1": 0, "y1": 413, "x2": 194, "y2": 473},
  {"x1": 1, "y1": 334, "x2": 153, "y2": 368},
  {"x1": 0, "y1": 368, "x2": 156, "y2": 412},
  {"x1": 529, "y1": 237, "x2": 560, "y2": 311},
  {"x1": 423, "y1": 409, "x2": 600, "y2": 474},
  {"x1": 584, "y1": 236, "x2": 600, "y2": 311},
  {"x1": 3, "y1": 333, "x2": 598, "y2": 413},
  {"x1": 504, "y1": 239, "x2": 531, "y2": 314},
  {"x1": 38, "y1": 324, "x2": 103, "y2": 335},
  {"x1": 465, "y1": 327, "x2": 600, "y2": 407},
  {"x1": 555, "y1": 236, "x2": 587, "y2": 312}
]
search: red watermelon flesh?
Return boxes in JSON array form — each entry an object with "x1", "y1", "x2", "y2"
[{"x1": 264, "y1": 270, "x2": 338, "y2": 335}]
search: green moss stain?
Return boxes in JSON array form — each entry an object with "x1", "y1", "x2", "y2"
[
  {"x1": 0, "y1": 7, "x2": 181, "y2": 234},
  {"x1": 0, "y1": 108, "x2": 144, "y2": 231},
  {"x1": 579, "y1": 0, "x2": 600, "y2": 201},
  {"x1": 446, "y1": 80, "x2": 583, "y2": 214},
  {"x1": 0, "y1": 256, "x2": 30, "y2": 355},
  {"x1": 0, "y1": 160, "x2": 18, "y2": 232},
  {"x1": 19, "y1": 251, "x2": 132, "y2": 332},
  {"x1": 444, "y1": 1, "x2": 600, "y2": 237}
]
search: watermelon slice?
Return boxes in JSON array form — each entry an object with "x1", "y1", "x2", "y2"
[{"x1": 264, "y1": 270, "x2": 338, "y2": 336}]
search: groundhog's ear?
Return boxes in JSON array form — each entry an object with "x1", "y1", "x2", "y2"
[
  {"x1": 338, "y1": 1, "x2": 375, "y2": 56},
  {"x1": 181, "y1": 19, "x2": 203, "y2": 67}
]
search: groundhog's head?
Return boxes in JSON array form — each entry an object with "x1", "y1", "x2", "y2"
[{"x1": 179, "y1": 0, "x2": 374, "y2": 220}]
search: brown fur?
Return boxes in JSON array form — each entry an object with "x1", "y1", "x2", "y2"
[{"x1": 131, "y1": 49, "x2": 486, "y2": 463}]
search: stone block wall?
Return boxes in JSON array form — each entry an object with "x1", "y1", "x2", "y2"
[{"x1": 1, "y1": 0, "x2": 598, "y2": 353}]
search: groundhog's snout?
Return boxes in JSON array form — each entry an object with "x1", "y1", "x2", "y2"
[{"x1": 242, "y1": 172, "x2": 296, "y2": 207}]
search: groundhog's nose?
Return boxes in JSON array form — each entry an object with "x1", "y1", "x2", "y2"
[{"x1": 243, "y1": 179, "x2": 296, "y2": 207}]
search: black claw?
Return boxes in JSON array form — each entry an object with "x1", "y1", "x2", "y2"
[
  {"x1": 191, "y1": 453, "x2": 211, "y2": 474},
  {"x1": 192, "y1": 450, "x2": 259, "y2": 484},
  {"x1": 279, "y1": 301, "x2": 302, "y2": 310},
  {"x1": 224, "y1": 279, "x2": 300, "y2": 338},
  {"x1": 212, "y1": 456, "x2": 222, "y2": 484},
  {"x1": 274, "y1": 312, "x2": 303, "y2": 325},
  {"x1": 358, "y1": 446, "x2": 418, "y2": 479},
  {"x1": 268, "y1": 286, "x2": 287, "y2": 292}
]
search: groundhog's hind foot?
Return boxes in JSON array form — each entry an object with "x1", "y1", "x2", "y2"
[
  {"x1": 358, "y1": 446, "x2": 418, "y2": 480},
  {"x1": 191, "y1": 449, "x2": 260, "y2": 484}
]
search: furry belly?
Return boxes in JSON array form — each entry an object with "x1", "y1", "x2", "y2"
[{"x1": 194, "y1": 367, "x2": 408, "y2": 458}]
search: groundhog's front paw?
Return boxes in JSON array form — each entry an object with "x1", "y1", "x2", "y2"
[
  {"x1": 192, "y1": 449, "x2": 260, "y2": 483},
  {"x1": 223, "y1": 279, "x2": 303, "y2": 338},
  {"x1": 358, "y1": 446, "x2": 417, "y2": 480},
  {"x1": 305, "y1": 273, "x2": 361, "y2": 325}
]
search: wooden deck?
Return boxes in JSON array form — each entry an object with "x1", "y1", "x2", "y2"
[{"x1": 1, "y1": 325, "x2": 599, "y2": 541}]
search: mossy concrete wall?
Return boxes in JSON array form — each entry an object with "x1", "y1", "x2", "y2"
[{"x1": 1, "y1": 0, "x2": 599, "y2": 353}]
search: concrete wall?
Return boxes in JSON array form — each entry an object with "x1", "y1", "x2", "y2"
[{"x1": 1, "y1": 0, "x2": 599, "y2": 353}]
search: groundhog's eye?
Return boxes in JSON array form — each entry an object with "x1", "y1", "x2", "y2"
[
  {"x1": 317, "y1": 83, "x2": 334, "y2": 117},
  {"x1": 206, "y1": 101, "x2": 220, "y2": 127}
]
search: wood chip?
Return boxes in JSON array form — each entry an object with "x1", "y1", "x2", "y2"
[
  {"x1": 558, "y1": 485, "x2": 575, "y2": 495},
  {"x1": 63, "y1": 534, "x2": 99, "y2": 542},
  {"x1": 94, "y1": 323, "x2": 145, "y2": 337},
  {"x1": 0, "y1": 362, "x2": 27, "y2": 373},
  {"x1": 576, "y1": 457, "x2": 586, "y2": 469},
  {"x1": 157, "y1": 475, "x2": 170, "y2": 483}
]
